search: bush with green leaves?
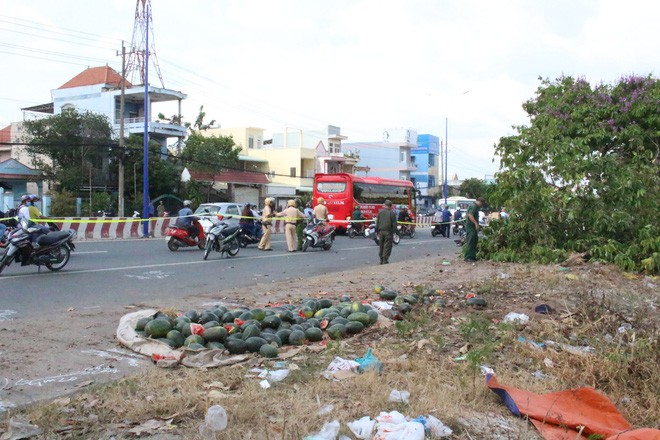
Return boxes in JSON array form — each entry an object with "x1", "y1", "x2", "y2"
[{"x1": 483, "y1": 75, "x2": 659, "y2": 274}]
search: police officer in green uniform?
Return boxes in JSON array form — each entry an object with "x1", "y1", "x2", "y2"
[
  {"x1": 376, "y1": 200, "x2": 397, "y2": 265},
  {"x1": 296, "y1": 199, "x2": 306, "y2": 251},
  {"x1": 464, "y1": 198, "x2": 485, "y2": 262}
]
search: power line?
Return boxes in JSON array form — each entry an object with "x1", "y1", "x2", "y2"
[
  {"x1": 0, "y1": 26, "x2": 119, "y2": 51},
  {"x1": 0, "y1": 15, "x2": 121, "y2": 44}
]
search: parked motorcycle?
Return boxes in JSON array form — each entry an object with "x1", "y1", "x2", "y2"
[
  {"x1": 302, "y1": 220, "x2": 335, "y2": 251},
  {"x1": 365, "y1": 223, "x2": 400, "y2": 246},
  {"x1": 238, "y1": 221, "x2": 263, "y2": 247},
  {"x1": 431, "y1": 222, "x2": 445, "y2": 237},
  {"x1": 0, "y1": 218, "x2": 76, "y2": 276},
  {"x1": 166, "y1": 219, "x2": 206, "y2": 251},
  {"x1": 203, "y1": 221, "x2": 242, "y2": 260},
  {"x1": 397, "y1": 223, "x2": 416, "y2": 238}
]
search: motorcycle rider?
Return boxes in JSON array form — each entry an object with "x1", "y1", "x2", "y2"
[
  {"x1": 18, "y1": 194, "x2": 31, "y2": 223},
  {"x1": 277, "y1": 199, "x2": 305, "y2": 252},
  {"x1": 258, "y1": 198, "x2": 275, "y2": 251},
  {"x1": 175, "y1": 200, "x2": 199, "y2": 240},
  {"x1": 351, "y1": 205, "x2": 365, "y2": 233},
  {"x1": 240, "y1": 204, "x2": 257, "y2": 238},
  {"x1": 397, "y1": 205, "x2": 413, "y2": 235}
]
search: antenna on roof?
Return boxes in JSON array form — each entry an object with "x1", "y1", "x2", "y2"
[{"x1": 125, "y1": 0, "x2": 165, "y2": 88}]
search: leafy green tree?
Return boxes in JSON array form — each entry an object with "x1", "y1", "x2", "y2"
[
  {"x1": 459, "y1": 178, "x2": 489, "y2": 199},
  {"x1": 22, "y1": 109, "x2": 114, "y2": 191},
  {"x1": 180, "y1": 133, "x2": 241, "y2": 201},
  {"x1": 121, "y1": 135, "x2": 182, "y2": 207},
  {"x1": 482, "y1": 75, "x2": 660, "y2": 273}
]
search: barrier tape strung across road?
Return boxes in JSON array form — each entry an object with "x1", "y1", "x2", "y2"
[{"x1": 0, "y1": 214, "x2": 468, "y2": 240}]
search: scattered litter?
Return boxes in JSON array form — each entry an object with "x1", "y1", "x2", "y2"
[
  {"x1": 558, "y1": 267, "x2": 571, "y2": 272},
  {"x1": 259, "y1": 380, "x2": 271, "y2": 389},
  {"x1": 348, "y1": 416, "x2": 376, "y2": 439},
  {"x1": 498, "y1": 272, "x2": 510, "y2": 279},
  {"x1": 388, "y1": 389, "x2": 410, "y2": 403},
  {"x1": 198, "y1": 405, "x2": 227, "y2": 437},
  {"x1": 531, "y1": 370, "x2": 548, "y2": 380},
  {"x1": 371, "y1": 301, "x2": 394, "y2": 311},
  {"x1": 465, "y1": 292, "x2": 475, "y2": 299},
  {"x1": 565, "y1": 273, "x2": 579, "y2": 280},
  {"x1": 323, "y1": 357, "x2": 360, "y2": 381},
  {"x1": 425, "y1": 415, "x2": 453, "y2": 437},
  {"x1": 258, "y1": 369, "x2": 289, "y2": 382},
  {"x1": 129, "y1": 418, "x2": 175, "y2": 436},
  {"x1": 543, "y1": 357, "x2": 554, "y2": 368},
  {"x1": 480, "y1": 365, "x2": 495, "y2": 375},
  {"x1": 303, "y1": 420, "x2": 340, "y2": 440},
  {"x1": 355, "y1": 348, "x2": 383, "y2": 373},
  {"x1": 318, "y1": 404, "x2": 334, "y2": 415},
  {"x1": 517, "y1": 336, "x2": 545, "y2": 349},
  {"x1": 373, "y1": 421, "x2": 425, "y2": 439},
  {"x1": 534, "y1": 304, "x2": 553, "y2": 314},
  {"x1": 617, "y1": 323, "x2": 633, "y2": 333},
  {"x1": 545, "y1": 340, "x2": 595, "y2": 356},
  {"x1": 453, "y1": 355, "x2": 467, "y2": 361},
  {"x1": 441, "y1": 259, "x2": 451, "y2": 266},
  {"x1": 375, "y1": 411, "x2": 407, "y2": 425},
  {"x1": 503, "y1": 312, "x2": 529, "y2": 325}
]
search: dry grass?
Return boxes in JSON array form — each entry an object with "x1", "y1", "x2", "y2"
[{"x1": 1, "y1": 261, "x2": 658, "y2": 439}]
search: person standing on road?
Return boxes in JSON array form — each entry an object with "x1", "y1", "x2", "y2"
[
  {"x1": 157, "y1": 201, "x2": 165, "y2": 217},
  {"x1": 258, "y1": 198, "x2": 275, "y2": 251},
  {"x1": 464, "y1": 198, "x2": 485, "y2": 262},
  {"x1": 295, "y1": 199, "x2": 306, "y2": 251},
  {"x1": 277, "y1": 199, "x2": 305, "y2": 252},
  {"x1": 441, "y1": 205, "x2": 452, "y2": 238},
  {"x1": 376, "y1": 200, "x2": 397, "y2": 265}
]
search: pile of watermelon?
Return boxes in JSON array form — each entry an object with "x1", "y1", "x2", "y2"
[{"x1": 134, "y1": 298, "x2": 379, "y2": 358}]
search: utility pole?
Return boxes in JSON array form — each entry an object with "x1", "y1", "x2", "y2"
[
  {"x1": 117, "y1": 41, "x2": 126, "y2": 217},
  {"x1": 439, "y1": 139, "x2": 445, "y2": 203}
]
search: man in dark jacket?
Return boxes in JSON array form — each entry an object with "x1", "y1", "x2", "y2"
[{"x1": 376, "y1": 200, "x2": 397, "y2": 265}]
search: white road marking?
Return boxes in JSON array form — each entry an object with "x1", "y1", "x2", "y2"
[
  {"x1": 0, "y1": 238, "x2": 443, "y2": 280},
  {"x1": 74, "y1": 251, "x2": 108, "y2": 255}
]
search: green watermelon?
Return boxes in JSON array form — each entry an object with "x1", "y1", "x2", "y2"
[
  {"x1": 145, "y1": 319, "x2": 172, "y2": 338},
  {"x1": 288, "y1": 330, "x2": 306, "y2": 346},
  {"x1": 184, "y1": 334, "x2": 205, "y2": 346},
  {"x1": 305, "y1": 327, "x2": 323, "y2": 342},
  {"x1": 225, "y1": 339, "x2": 248, "y2": 354},
  {"x1": 203, "y1": 326, "x2": 228, "y2": 342},
  {"x1": 245, "y1": 337, "x2": 268, "y2": 352},
  {"x1": 166, "y1": 330, "x2": 185, "y2": 348},
  {"x1": 259, "y1": 344, "x2": 279, "y2": 358}
]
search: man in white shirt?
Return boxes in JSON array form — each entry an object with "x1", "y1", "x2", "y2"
[{"x1": 18, "y1": 194, "x2": 31, "y2": 223}]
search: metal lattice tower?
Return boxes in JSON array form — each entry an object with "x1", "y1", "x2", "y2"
[{"x1": 124, "y1": 0, "x2": 165, "y2": 88}]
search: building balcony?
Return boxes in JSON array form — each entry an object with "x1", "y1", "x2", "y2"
[
  {"x1": 399, "y1": 161, "x2": 418, "y2": 171},
  {"x1": 114, "y1": 119, "x2": 187, "y2": 139}
]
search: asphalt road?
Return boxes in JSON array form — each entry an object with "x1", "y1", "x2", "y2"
[{"x1": 0, "y1": 232, "x2": 460, "y2": 318}]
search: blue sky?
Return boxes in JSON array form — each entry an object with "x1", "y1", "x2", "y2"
[{"x1": 0, "y1": 0, "x2": 658, "y2": 179}]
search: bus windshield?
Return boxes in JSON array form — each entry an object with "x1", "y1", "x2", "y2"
[{"x1": 316, "y1": 182, "x2": 346, "y2": 193}]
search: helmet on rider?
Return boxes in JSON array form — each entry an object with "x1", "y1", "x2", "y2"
[
  {"x1": 183, "y1": 200, "x2": 192, "y2": 207},
  {"x1": 21, "y1": 194, "x2": 31, "y2": 203}
]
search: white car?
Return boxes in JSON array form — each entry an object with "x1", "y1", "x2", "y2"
[{"x1": 194, "y1": 203, "x2": 244, "y2": 232}]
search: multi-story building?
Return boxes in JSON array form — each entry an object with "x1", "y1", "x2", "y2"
[
  {"x1": 343, "y1": 128, "x2": 417, "y2": 181},
  {"x1": 206, "y1": 125, "x2": 353, "y2": 207},
  {"x1": 411, "y1": 133, "x2": 440, "y2": 211},
  {"x1": 19, "y1": 65, "x2": 187, "y2": 190}
]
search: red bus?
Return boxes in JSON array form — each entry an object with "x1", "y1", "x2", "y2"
[{"x1": 313, "y1": 173, "x2": 416, "y2": 231}]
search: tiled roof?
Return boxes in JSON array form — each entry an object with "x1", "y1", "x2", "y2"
[
  {"x1": 58, "y1": 66, "x2": 132, "y2": 90},
  {"x1": 190, "y1": 170, "x2": 270, "y2": 185}
]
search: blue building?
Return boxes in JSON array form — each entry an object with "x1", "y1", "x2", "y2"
[{"x1": 411, "y1": 134, "x2": 440, "y2": 212}]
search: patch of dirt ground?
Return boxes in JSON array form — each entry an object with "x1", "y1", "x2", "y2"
[{"x1": 0, "y1": 255, "x2": 658, "y2": 439}]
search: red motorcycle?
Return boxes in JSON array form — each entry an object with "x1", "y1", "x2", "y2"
[{"x1": 166, "y1": 219, "x2": 206, "y2": 251}]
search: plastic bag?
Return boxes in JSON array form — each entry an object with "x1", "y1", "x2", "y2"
[
  {"x1": 375, "y1": 410, "x2": 406, "y2": 425},
  {"x1": 503, "y1": 312, "x2": 529, "y2": 324},
  {"x1": 373, "y1": 421, "x2": 424, "y2": 440},
  {"x1": 347, "y1": 416, "x2": 376, "y2": 439},
  {"x1": 388, "y1": 389, "x2": 410, "y2": 403},
  {"x1": 425, "y1": 415, "x2": 453, "y2": 437},
  {"x1": 198, "y1": 405, "x2": 227, "y2": 437},
  {"x1": 304, "y1": 420, "x2": 340, "y2": 440},
  {"x1": 355, "y1": 348, "x2": 383, "y2": 373}
]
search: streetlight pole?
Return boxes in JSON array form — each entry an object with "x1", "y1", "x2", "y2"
[
  {"x1": 142, "y1": 3, "x2": 151, "y2": 238},
  {"x1": 444, "y1": 117, "x2": 448, "y2": 204},
  {"x1": 117, "y1": 41, "x2": 126, "y2": 217}
]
